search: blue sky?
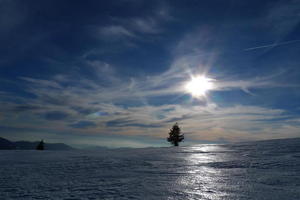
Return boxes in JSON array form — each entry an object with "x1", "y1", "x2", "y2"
[{"x1": 0, "y1": 0, "x2": 300, "y2": 147}]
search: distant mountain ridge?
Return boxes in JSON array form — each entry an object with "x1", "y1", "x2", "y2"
[{"x1": 0, "y1": 137, "x2": 74, "y2": 150}]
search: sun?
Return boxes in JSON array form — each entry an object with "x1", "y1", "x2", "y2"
[{"x1": 185, "y1": 76, "x2": 214, "y2": 97}]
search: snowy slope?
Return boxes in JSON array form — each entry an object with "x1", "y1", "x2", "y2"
[{"x1": 0, "y1": 138, "x2": 300, "y2": 199}]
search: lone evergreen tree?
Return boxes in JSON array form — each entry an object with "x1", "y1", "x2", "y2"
[
  {"x1": 167, "y1": 123, "x2": 184, "y2": 146},
  {"x1": 36, "y1": 140, "x2": 44, "y2": 150}
]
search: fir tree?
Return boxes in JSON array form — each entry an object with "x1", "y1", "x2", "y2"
[
  {"x1": 36, "y1": 140, "x2": 44, "y2": 150},
  {"x1": 167, "y1": 123, "x2": 184, "y2": 146}
]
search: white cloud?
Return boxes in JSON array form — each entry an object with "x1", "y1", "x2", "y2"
[
  {"x1": 129, "y1": 17, "x2": 161, "y2": 34},
  {"x1": 2, "y1": 73, "x2": 299, "y2": 142},
  {"x1": 95, "y1": 3, "x2": 172, "y2": 42},
  {"x1": 98, "y1": 25, "x2": 136, "y2": 40}
]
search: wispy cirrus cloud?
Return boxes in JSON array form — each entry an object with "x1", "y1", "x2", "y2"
[
  {"x1": 245, "y1": 0, "x2": 300, "y2": 52},
  {"x1": 97, "y1": 25, "x2": 136, "y2": 40},
  {"x1": 94, "y1": 3, "x2": 172, "y2": 43},
  {"x1": 244, "y1": 39, "x2": 300, "y2": 51},
  {"x1": 0, "y1": 60, "x2": 298, "y2": 143}
]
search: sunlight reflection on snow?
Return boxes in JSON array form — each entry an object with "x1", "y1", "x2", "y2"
[{"x1": 176, "y1": 145, "x2": 229, "y2": 199}]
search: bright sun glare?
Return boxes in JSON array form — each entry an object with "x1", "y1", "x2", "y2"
[{"x1": 185, "y1": 76, "x2": 214, "y2": 97}]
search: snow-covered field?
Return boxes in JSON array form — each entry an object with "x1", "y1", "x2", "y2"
[{"x1": 1, "y1": 138, "x2": 300, "y2": 200}]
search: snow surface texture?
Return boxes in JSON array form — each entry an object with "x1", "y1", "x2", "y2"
[{"x1": 1, "y1": 138, "x2": 300, "y2": 200}]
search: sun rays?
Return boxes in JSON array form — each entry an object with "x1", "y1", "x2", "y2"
[{"x1": 185, "y1": 76, "x2": 214, "y2": 98}]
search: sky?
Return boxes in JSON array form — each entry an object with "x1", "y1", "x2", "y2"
[{"x1": 0, "y1": 0, "x2": 300, "y2": 148}]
